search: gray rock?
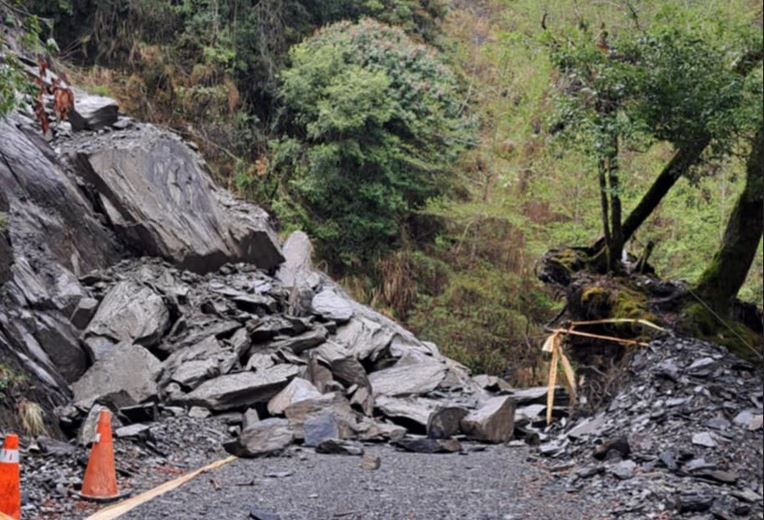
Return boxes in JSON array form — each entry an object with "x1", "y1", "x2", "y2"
[
  {"x1": 460, "y1": 396, "x2": 515, "y2": 443},
  {"x1": 37, "y1": 436, "x2": 76, "y2": 457},
  {"x1": 249, "y1": 507, "x2": 281, "y2": 520},
  {"x1": 224, "y1": 418, "x2": 293, "y2": 457},
  {"x1": 393, "y1": 437, "x2": 462, "y2": 454},
  {"x1": 284, "y1": 393, "x2": 359, "y2": 440},
  {"x1": 115, "y1": 423, "x2": 152, "y2": 439},
  {"x1": 64, "y1": 124, "x2": 283, "y2": 273},
  {"x1": 311, "y1": 289, "x2": 354, "y2": 322},
  {"x1": 176, "y1": 364, "x2": 300, "y2": 411},
  {"x1": 72, "y1": 343, "x2": 161, "y2": 408},
  {"x1": 83, "y1": 280, "x2": 170, "y2": 360},
  {"x1": 304, "y1": 413, "x2": 340, "y2": 447},
  {"x1": 369, "y1": 360, "x2": 447, "y2": 397},
  {"x1": 375, "y1": 396, "x2": 438, "y2": 430},
  {"x1": 77, "y1": 404, "x2": 120, "y2": 446},
  {"x1": 29, "y1": 311, "x2": 90, "y2": 383},
  {"x1": 267, "y1": 378, "x2": 322, "y2": 416},
  {"x1": 275, "y1": 231, "x2": 321, "y2": 291},
  {"x1": 566, "y1": 415, "x2": 607, "y2": 440},
  {"x1": 188, "y1": 406, "x2": 211, "y2": 419},
  {"x1": 243, "y1": 408, "x2": 260, "y2": 430},
  {"x1": 427, "y1": 406, "x2": 469, "y2": 439},
  {"x1": 269, "y1": 328, "x2": 327, "y2": 354},
  {"x1": 610, "y1": 460, "x2": 637, "y2": 480},
  {"x1": 360, "y1": 453, "x2": 381, "y2": 470},
  {"x1": 171, "y1": 358, "x2": 220, "y2": 389},
  {"x1": 472, "y1": 374, "x2": 513, "y2": 393},
  {"x1": 246, "y1": 353, "x2": 276, "y2": 372},
  {"x1": 69, "y1": 93, "x2": 119, "y2": 131},
  {"x1": 69, "y1": 297, "x2": 99, "y2": 330},
  {"x1": 692, "y1": 432, "x2": 718, "y2": 448},
  {"x1": 315, "y1": 439, "x2": 364, "y2": 456}
]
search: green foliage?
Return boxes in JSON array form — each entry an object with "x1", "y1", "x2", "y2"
[
  {"x1": 0, "y1": 7, "x2": 44, "y2": 117},
  {"x1": 0, "y1": 363, "x2": 25, "y2": 394},
  {"x1": 271, "y1": 19, "x2": 475, "y2": 269}
]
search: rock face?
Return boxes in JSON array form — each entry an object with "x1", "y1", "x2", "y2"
[
  {"x1": 62, "y1": 124, "x2": 283, "y2": 273},
  {"x1": 0, "y1": 115, "x2": 122, "y2": 396}
]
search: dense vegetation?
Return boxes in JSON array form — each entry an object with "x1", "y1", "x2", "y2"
[{"x1": 5, "y1": 0, "x2": 763, "y2": 379}]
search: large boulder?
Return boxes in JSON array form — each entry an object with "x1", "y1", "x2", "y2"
[
  {"x1": 69, "y1": 92, "x2": 119, "y2": 132},
  {"x1": 267, "y1": 378, "x2": 322, "y2": 416},
  {"x1": 62, "y1": 124, "x2": 283, "y2": 273},
  {"x1": 223, "y1": 418, "x2": 293, "y2": 457},
  {"x1": 175, "y1": 364, "x2": 300, "y2": 411},
  {"x1": 83, "y1": 280, "x2": 170, "y2": 360},
  {"x1": 369, "y1": 359, "x2": 447, "y2": 397},
  {"x1": 460, "y1": 396, "x2": 516, "y2": 443},
  {"x1": 72, "y1": 343, "x2": 162, "y2": 408}
]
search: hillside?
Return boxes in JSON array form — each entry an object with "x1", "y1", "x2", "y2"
[{"x1": 0, "y1": 1, "x2": 762, "y2": 519}]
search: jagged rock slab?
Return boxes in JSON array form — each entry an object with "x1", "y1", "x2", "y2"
[
  {"x1": 311, "y1": 289, "x2": 354, "y2": 322},
  {"x1": 393, "y1": 437, "x2": 462, "y2": 454},
  {"x1": 428, "y1": 406, "x2": 469, "y2": 439},
  {"x1": 69, "y1": 92, "x2": 119, "y2": 131},
  {"x1": 315, "y1": 439, "x2": 364, "y2": 456},
  {"x1": 63, "y1": 124, "x2": 283, "y2": 273},
  {"x1": 375, "y1": 396, "x2": 439, "y2": 430},
  {"x1": 267, "y1": 378, "x2": 322, "y2": 416},
  {"x1": 83, "y1": 280, "x2": 170, "y2": 360},
  {"x1": 276, "y1": 231, "x2": 321, "y2": 291},
  {"x1": 461, "y1": 396, "x2": 516, "y2": 443},
  {"x1": 224, "y1": 418, "x2": 293, "y2": 457},
  {"x1": 304, "y1": 413, "x2": 340, "y2": 447},
  {"x1": 369, "y1": 359, "x2": 447, "y2": 397},
  {"x1": 72, "y1": 343, "x2": 161, "y2": 408},
  {"x1": 175, "y1": 364, "x2": 300, "y2": 411}
]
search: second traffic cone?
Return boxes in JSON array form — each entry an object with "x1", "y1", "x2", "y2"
[
  {"x1": 79, "y1": 410, "x2": 120, "y2": 502},
  {"x1": 0, "y1": 433, "x2": 21, "y2": 520}
]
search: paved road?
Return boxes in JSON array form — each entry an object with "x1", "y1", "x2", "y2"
[{"x1": 120, "y1": 445, "x2": 608, "y2": 520}]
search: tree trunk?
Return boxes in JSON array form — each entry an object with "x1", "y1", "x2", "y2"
[
  {"x1": 607, "y1": 134, "x2": 623, "y2": 270},
  {"x1": 597, "y1": 156, "x2": 612, "y2": 268},
  {"x1": 694, "y1": 127, "x2": 764, "y2": 314},
  {"x1": 621, "y1": 135, "x2": 710, "y2": 243}
]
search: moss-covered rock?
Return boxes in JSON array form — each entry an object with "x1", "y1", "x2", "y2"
[{"x1": 680, "y1": 303, "x2": 763, "y2": 362}]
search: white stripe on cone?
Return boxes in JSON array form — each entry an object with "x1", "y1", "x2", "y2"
[{"x1": 0, "y1": 449, "x2": 19, "y2": 464}]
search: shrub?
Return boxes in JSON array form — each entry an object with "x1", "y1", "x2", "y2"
[{"x1": 271, "y1": 19, "x2": 475, "y2": 270}]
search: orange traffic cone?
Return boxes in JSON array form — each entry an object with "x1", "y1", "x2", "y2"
[
  {"x1": 79, "y1": 410, "x2": 121, "y2": 502},
  {"x1": 0, "y1": 433, "x2": 21, "y2": 520}
]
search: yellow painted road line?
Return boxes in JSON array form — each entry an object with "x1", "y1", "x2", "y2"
[{"x1": 86, "y1": 455, "x2": 238, "y2": 520}]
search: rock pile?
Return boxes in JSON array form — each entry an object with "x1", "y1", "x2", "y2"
[
  {"x1": 59, "y1": 237, "x2": 526, "y2": 457},
  {"x1": 538, "y1": 335, "x2": 763, "y2": 518}
]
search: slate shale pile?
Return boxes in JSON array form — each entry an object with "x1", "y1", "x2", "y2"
[
  {"x1": 58, "y1": 249, "x2": 527, "y2": 457},
  {"x1": 538, "y1": 336, "x2": 764, "y2": 519}
]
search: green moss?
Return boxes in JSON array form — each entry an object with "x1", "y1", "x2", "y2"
[
  {"x1": 680, "y1": 303, "x2": 763, "y2": 362},
  {"x1": 0, "y1": 212, "x2": 7, "y2": 232},
  {"x1": 612, "y1": 288, "x2": 654, "y2": 322},
  {"x1": 0, "y1": 364, "x2": 26, "y2": 393}
]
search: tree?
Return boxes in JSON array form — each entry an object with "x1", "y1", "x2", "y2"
[
  {"x1": 270, "y1": 19, "x2": 475, "y2": 271},
  {"x1": 694, "y1": 127, "x2": 763, "y2": 314},
  {"x1": 547, "y1": 20, "x2": 761, "y2": 273}
]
